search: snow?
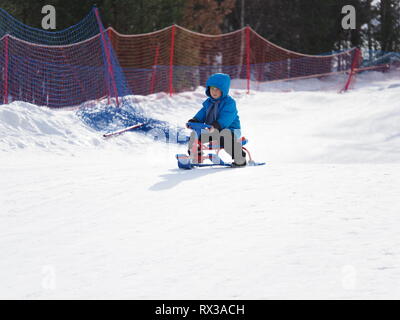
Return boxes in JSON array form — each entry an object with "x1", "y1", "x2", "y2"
[{"x1": 1, "y1": 70, "x2": 400, "y2": 299}]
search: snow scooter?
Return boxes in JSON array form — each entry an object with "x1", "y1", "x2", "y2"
[{"x1": 176, "y1": 122, "x2": 266, "y2": 170}]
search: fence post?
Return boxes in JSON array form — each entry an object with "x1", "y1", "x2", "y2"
[
  {"x1": 341, "y1": 48, "x2": 362, "y2": 92},
  {"x1": 94, "y1": 8, "x2": 119, "y2": 106},
  {"x1": 4, "y1": 35, "x2": 9, "y2": 104},
  {"x1": 150, "y1": 44, "x2": 160, "y2": 95},
  {"x1": 169, "y1": 25, "x2": 176, "y2": 97},
  {"x1": 246, "y1": 26, "x2": 251, "y2": 94}
]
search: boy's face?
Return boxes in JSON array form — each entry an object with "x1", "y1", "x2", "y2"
[{"x1": 210, "y1": 86, "x2": 222, "y2": 99}]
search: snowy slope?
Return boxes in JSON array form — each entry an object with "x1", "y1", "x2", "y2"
[{"x1": 1, "y1": 71, "x2": 400, "y2": 299}]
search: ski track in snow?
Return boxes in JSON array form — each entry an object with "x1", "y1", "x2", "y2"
[{"x1": 1, "y1": 71, "x2": 400, "y2": 299}]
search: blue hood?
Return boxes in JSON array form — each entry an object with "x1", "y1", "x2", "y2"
[{"x1": 205, "y1": 73, "x2": 231, "y2": 99}]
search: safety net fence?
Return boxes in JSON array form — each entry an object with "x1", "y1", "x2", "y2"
[
  {"x1": 1, "y1": 7, "x2": 363, "y2": 108},
  {"x1": 0, "y1": 7, "x2": 130, "y2": 108},
  {"x1": 109, "y1": 25, "x2": 361, "y2": 96},
  {"x1": 0, "y1": 7, "x2": 365, "y2": 140}
]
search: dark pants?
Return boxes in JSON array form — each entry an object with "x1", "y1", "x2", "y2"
[{"x1": 188, "y1": 129, "x2": 246, "y2": 164}]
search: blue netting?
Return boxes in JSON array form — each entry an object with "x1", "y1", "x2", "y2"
[
  {"x1": 361, "y1": 50, "x2": 400, "y2": 68},
  {"x1": 0, "y1": 7, "x2": 100, "y2": 45},
  {"x1": 96, "y1": 13, "x2": 132, "y2": 100},
  {"x1": 0, "y1": 6, "x2": 136, "y2": 110},
  {"x1": 76, "y1": 100, "x2": 188, "y2": 144}
]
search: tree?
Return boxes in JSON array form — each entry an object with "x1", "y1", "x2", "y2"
[
  {"x1": 0, "y1": 0, "x2": 184, "y2": 34},
  {"x1": 1, "y1": 0, "x2": 399, "y2": 56},
  {"x1": 181, "y1": 0, "x2": 235, "y2": 34},
  {"x1": 225, "y1": 0, "x2": 341, "y2": 54},
  {"x1": 375, "y1": 0, "x2": 400, "y2": 52},
  {"x1": 224, "y1": 0, "x2": 389, "y2": 55}
]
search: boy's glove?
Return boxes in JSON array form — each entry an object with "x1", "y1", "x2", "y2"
[{"x1": 186, "y1": 118, "x2": 200, "y2": 128}]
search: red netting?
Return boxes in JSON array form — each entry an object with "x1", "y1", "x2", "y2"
[
  {"x1": 109, "y1": 25, "x2": 360, "y2": 96},
  {"x1": 108, "y1": 26, "x2": 173, "y2": 96}
]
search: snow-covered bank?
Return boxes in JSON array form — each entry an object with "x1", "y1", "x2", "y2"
[{"x1": 1, "y1": 70, "x2": 400, "y2": 299}]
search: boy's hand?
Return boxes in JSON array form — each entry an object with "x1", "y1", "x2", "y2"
[
  {"x1": 186, "y1": 119, "x2": 200, "y2": 129},
  {"x1": 207, "y1": 126, "x2": 215, "y2": 133}
]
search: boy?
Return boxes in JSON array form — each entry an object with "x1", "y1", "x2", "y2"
[{"x1": 187, "y1": 73, "x2": 247, "y2": 167}]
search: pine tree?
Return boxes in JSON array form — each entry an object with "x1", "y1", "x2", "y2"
[{"x1": 376, "y1": 0, "x2": 400, "y2": 52}]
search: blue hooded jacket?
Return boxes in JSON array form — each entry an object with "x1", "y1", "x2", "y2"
[{"x1": 192, "y1": 73, "x2": 241, "y2": 137}]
